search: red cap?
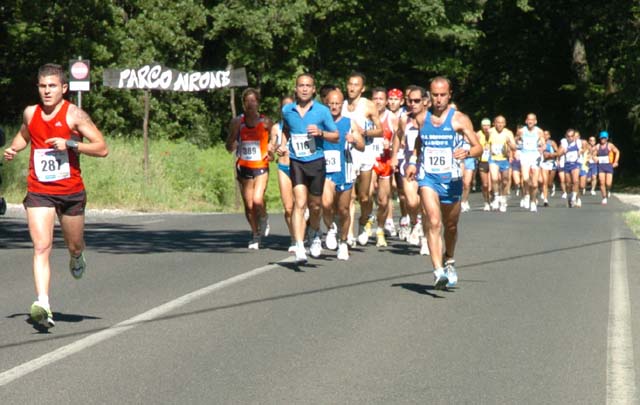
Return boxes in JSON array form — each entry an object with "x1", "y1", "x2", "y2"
[{"x1": 387, "y1": 88, "x2": 403, "y2": 99}]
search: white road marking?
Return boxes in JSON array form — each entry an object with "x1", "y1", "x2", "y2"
[
  {"x1": 606, "y1": 228, "x2": 637, "y2": 404},
  {"x1": 0, "y1": 257, "x2": 294, "y2": 387}
]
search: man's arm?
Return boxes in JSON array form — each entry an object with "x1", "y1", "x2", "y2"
[
  {"x1": 4, "y1": 107, "x2": 34, "y2": 161},
  {"x1": 453, "y1": 112, "x2": 481, "y2": 159},
  {"x1": 63, "y1": 105, "x2": 108, "y2": 157},
  {"x1": 364, "y1": 100, "x2": 383, "y2": 138}
]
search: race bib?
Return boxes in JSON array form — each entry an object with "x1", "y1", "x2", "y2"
[
  {"x1": 491, "y1": 143, "x2": 504, "y2": 156},
  {"x1": 565, "y1": 150, "x2": 578, "y2": 163},
  {"x1": 34, "y1": 148, "x2": 70, "y2": 182},
  {"x1": 423, "y1": 147, "x2": 452, "y2": 174},
  {"x1": 598, "y1": 155, "x2": 610, "y2": 164},
  {"x1": 369, "y1": 139, "x2": 384, "y2": 157},
  {"x1": 291, "y1": 133, "x2": 316, "y2": 158},
  {"x1": 239, "y1": 140, "x2": 261, "y2": 161},
  {"x1": 523, "y1": 137, "x2": 538, "y2": 151},
  {"x1": 481, "y1": 148, "x2": 490, "y2": 161},
  {"x1": 324, "y1": 150, "x2": 341, "y2": 173}
]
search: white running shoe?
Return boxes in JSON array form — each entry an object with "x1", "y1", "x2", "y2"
[
  {"x1": 259, "y1": 215, "x2": 270, "y2": 237},
  {"x1": 288, "y1": 244, "x2": 297, "y2": 254},
  {"x1": 248, "y1": 236, "x2": 260, "y2": 250},
  {"x1": 420, "y1": 237, "x2": 430, "y2": 256},
  {"x1": 347, "y1": 236, "x2": 357, "y2": 248},
  {"x1": 445, "y1": 259, "x2": 458, "y2": 288},
  {"x1": 433, "y1": 268, "x2": 449, "y2": 290},
  {"x1": 325, "y1": 223, "x2": 338, "y2": 250},
  {"x1": 530, "y1": 202, "x2": 537, "y2": 212},
  {"x1": 523, "y1": 195, "x2": 530, "y2": 209},
  {"x1": 310, "y1": 232, "x2": 322, "y2": 258},
  {"x1": 590, "y1": 190, "x2": 596, "y2": 196},
  {"x1": 460, "y1": 201, "x2": 469, "y2": 213},
  {"x1": 337, "y1": 242, "x2": 349, "y2": 260},
  {"x1": 357, "y1": 224, "x2": 369, "y2": 246},
  {"x1": 384, "y1": 219, "x2": 397, "y2": 237},
  {"x1": 491, "y1": 198, "x2": 500, "y2": 211},
  {"x1": 575, "y1": 198, "x2": 582, "y2": 208},
  {"x1": 483, "y1": 202, "x2": 491, "y2": 212},
  {"x1": 408, "y1": 223, "x2": 421, "y2": 246},
  {"x1": 602, "y1": 197, "x2": 608, "y2": 205},
  {"x1": 398, "y1": 217, "x2": 410, "y2": 241},
  {"x1": 295, "y1": 245, "x2": 308, "y2": 264},
  {"x1": 561, "y1": 192, "x2": 567, "y2": 199}
]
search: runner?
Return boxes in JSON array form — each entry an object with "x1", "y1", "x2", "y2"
[
  {"x1": 3, "y1": 63, "x2": 108, "y2": 328},
  {"x1": 595, "y1": 130, "x2": 620, "y2": 205},
  {"x1": 322, "y1": 90, "x2": 365, "y2": 260},
  {"x1": 557, "y1": 128, "x2": 582, "y2": 207},
  {"x1": 281, "y1": 73, "x2": 338, "y2": 263},
  {"x1": 341, "y1": 72, "x2": 383, "y2": 246},
  {"x1": 586, "y1": 135, "x2": 598, "y2": 195},
  {"x1": 516, "y1": 113, "x2": 545, "y2": 212},
  {"x1": 370, "y1": 87, "x2": 398, "y2": 247},
  {"x1": 488, "y1": 115, "x2": 516, "y2": 212},
  {"x1": 226, "y1": 88, "x2": 273, "y2": 249},
  {"x1": 385, "y1": 88, "x2": 405, "y2": 237},
  {"x1": 476, "y1": 118, "x2": 493, "y2": 211},
  {"x1": 460, "y1": 119, "x2": 478, "y2": 213},
  {"x1": 270, "y1": 95, "x2": 296, "y2": 253},
  {"x1": 0, "y1": 127, "x2": 5, "y2": 215},
  {"x1": 406, "y1": 77, "x2": 481, "y2": 289},
  {"x1": 540, "y1": 130, "x2": 558, "y2": 207},
  {"x1": 391, "y1": 86, "x2": 430, "y2": 255}
]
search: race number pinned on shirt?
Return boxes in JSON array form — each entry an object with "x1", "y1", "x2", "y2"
[
  {"x1": 491, "y1": 143, "x2": 504, "y2": 156},
  {"x1": 423, "y1": 147, "x2": 452, "y2": 174},
  {"x1": 523, "y1": 136, "x2": 538, "y2": 151},
  {"x1": 597, "y1": 155, "x2": 610, "y2": 164},
  {"x1": 291, "y1": 133, "x2": 316, "y2": 157},
  {"x1": 34, "y1": 148, "x2": 70, "y2": 182},
  {"x1": 565, "y1": 150, "x2": 579, "y2": 163},
  {"x1": 240, "y1": 140, "x2": 261, "y2": 161},
  {"x1": 324, "y1": 150, "x2": 341, "y2": 173}
]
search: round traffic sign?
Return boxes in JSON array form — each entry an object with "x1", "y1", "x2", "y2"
[{"x1": 70, "y1": 61, "x2": 89, "y2": 80}]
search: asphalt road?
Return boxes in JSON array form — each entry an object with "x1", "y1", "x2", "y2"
[{"x1": 1, "y1": 192, "x2": 639, "y2": 404}]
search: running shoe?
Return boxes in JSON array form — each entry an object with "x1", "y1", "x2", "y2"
[
  {"x1": 0, "y1": 197, "x2": 6, "y2": 216},
  {"x1": 295, "y1": 245, "x2": 308, "y2": 264},
  {"x1": 365, "y1": 215, "x2": 374, "y2": 237},
  {"x1": 523, "y1": 195, "x2": 530, "y2": 209},
  {"x1": 433, "y1": 267, "x2": 449, "y2": 290},
  {"x1": 590, "y1": 190, "x2": 596, "y2": 196},
  {"x1": 398, "y1": 217, "x2": 410, "y2": 241},
  {"x1": 259, "y1": 215, "x2": 270, "y2": 237},
  {"x1": 530, "y1": 202, "x2": 537, "y2": 212},
  {"x1": 376, "y1": 228, "x2": 387, "y2": 247},
  {"x1": 357, "y1": 224, "x2": 369, "y2": 246},
  {"x1": 420, "y1": 237, "x2": 430, "y2": 256},
  {"x1": 499, "y1": 199, "x2": 507, "y2": 213},
  {"x1": 69, "y1": 252, "x2": 87, "y2": 279},
  {"x1": 461, "y1": 201, "x2": 470, "y2": 213},
  {"x1": 325, "y1": 223, "x2": 338, "y2": 250},
  {"x1": 515, "y1": 188, "x2": 520, "y2": 197},
  {"x1": 561, "y1": 192, "x2": 567, "y2": 199},
  {"x1": 543, "y1": 199, "x2": 549, "y2": 207},
  {"x1": 491, "y1": 198, "x2": 500, "y2": 211},
  {"x1": 288, "y1": 244, "x2": 297, "y2": 254},
  {"x1": 347, "y1": 235, "x2": 357, "y2": 248},
  {"x1": 337, "y1": 242, "x2": 349, "y2": 261},
  {"x1": 30, "y1": 301, "x2": 55, "y2": 328},
  {"x1": 483, "y1": 202, "x2": 491, "y2": 212},
  {"x1": 408, "y1": 223, "x2": 421, "y2": 246},
  {"x1": 384, "y1": 219, "x2": 397, "y2": 237},
  {"x1": 575, "y1": 198, "x2": 582, "y2": 208},
  {"x1": 602, "y1": 197, "x2": 608, "y2": 205},
  {"x1": 445, "y1": 259, "x2": 458, "y2": 288},
  {"x1": 310, "y1": 231, "x2": 322, "y2": 258}
]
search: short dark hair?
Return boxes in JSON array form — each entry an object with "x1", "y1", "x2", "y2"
[
  {"x1": 296, "y1": 72, "x2": 315, "y2": 85},
  {"x1": 38, "y1": 63, "x2": 67, "y2": 84},
  {"x1": 371, "y1": 87, "x2": 387, "y2": 97},
  {"x1": 409, "y1": 86, "x2": 429, "y2": 99},
  {"x1": 241, "y1": 87, "x2": 261, "y2": 102},
  {"x1": 348, "y1": 71, "x2": 366, "y2": 85}
]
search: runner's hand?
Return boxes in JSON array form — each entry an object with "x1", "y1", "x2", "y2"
[
  {"x1": 45, "y1": 138, "x2": 68, "y2": 151},
  {"x1": 3, "y1": 147, "x2": 17, "y2": 161}
]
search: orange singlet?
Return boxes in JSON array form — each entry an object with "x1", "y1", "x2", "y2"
[
  {"x1": 373, "y1": 110, "x2": 394, "y2": 177},
  {"x1": 27, "y1": 100, "x2": 84, "y2": 195},
  {"x1": 236, "y1": 114, "x2": 270, "y2": 169}
]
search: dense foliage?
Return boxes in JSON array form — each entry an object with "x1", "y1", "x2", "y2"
[{"x1": 1, "y1": 0, "x2": 638, "y2": 173}]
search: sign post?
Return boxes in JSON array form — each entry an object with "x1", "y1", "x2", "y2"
[{"x1": 69, "y1": 57, "x2": 90, "y2": 108}]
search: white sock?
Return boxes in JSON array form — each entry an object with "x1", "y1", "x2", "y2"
[{"x1": 37, "y1": 295, "x2": 50, "y2": 309}]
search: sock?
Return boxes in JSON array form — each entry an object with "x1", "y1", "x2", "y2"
[{"x1": 37, "y1": 295, "x2": 50, "y2": 309}]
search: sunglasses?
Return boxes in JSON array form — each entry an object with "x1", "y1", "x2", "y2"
[{"x1": 407, "y1": 98, "x2": 422, "y2": 104}]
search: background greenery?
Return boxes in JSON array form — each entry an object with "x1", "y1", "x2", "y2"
[
  {"x1": 0, "y1": 134, "x2": 283, "y2": 212},
  {"x1": 1, "y1": 0, "x2": 639, "y2": 211}
]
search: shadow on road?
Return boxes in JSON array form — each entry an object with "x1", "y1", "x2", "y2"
[{"x1": 7, "y1": 312, "x2": 102, "y2": 334}]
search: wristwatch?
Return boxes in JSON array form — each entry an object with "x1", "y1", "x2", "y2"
[{"x1": 66, "y1": 140, "x2": 79, "y2": 150}]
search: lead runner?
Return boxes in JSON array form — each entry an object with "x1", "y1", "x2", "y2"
[{"x1": 3, "y1": 63, "x2": 108, "y2": 328}]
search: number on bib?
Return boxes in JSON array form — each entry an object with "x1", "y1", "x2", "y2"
[
  {"x1": 34, "y1": 149, "x2": 71, "y2": 182},
  {"x1": 291, "y1": 133, "x2": 316, "y2": 157},
  {"x1": 423, "y1": 147, "x2": 452, "y2": 174},
  {"x1": 240, "y1": 140, "x2": 261, "y2": 161},
  {"x1": 324, "y1": 150, "x2": 341, "y2": 173}
]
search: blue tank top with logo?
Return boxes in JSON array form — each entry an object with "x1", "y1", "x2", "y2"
[{"x1": 418, "y1": 108, "x2": 463, "y2": 183}]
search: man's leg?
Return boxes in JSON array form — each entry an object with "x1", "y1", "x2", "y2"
[
  {"x1": 375, "y1": 175, "x2": 391, "y2": 247},
  {"x1": 27, "y1": 207, "x2": 56, "y2": 298},
  {"x1": 356, "y1": 169, "x2": 373, "y2": 245}
]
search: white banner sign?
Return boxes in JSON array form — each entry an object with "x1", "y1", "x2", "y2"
[{"x1": 103, "y1": 64, "x2": 248, "y2": 91}]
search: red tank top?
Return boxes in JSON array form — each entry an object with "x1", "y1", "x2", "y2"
[
  {"x1": 236, "y1": 114, "x2": 269, "y2": 169},
  {"x1": 376, "y1": 110, "x2": 394, "y2": 161},
  {"x1": 27, "y1": 100, "x2": 84, "y2": 194}
]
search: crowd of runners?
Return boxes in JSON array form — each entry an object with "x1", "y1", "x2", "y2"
[{"x1": 2, "y1": 65, "x2": 621, "y2": 329}]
